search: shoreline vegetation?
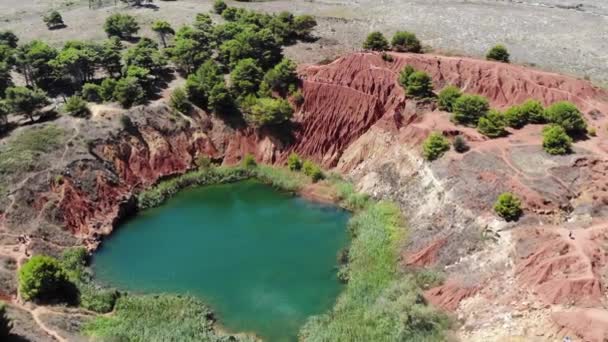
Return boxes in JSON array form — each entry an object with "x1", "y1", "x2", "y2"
[{"x1": 16, "y1": 157, "x2": 449, "y2": 341}]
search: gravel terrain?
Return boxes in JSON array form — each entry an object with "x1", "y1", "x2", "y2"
[{"x1": 1, "y1": 0, "x2": 607, "y2": 82}]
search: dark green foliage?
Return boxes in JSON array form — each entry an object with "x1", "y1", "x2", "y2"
[
  {"x1": 0, "y1": 302, "x2": 11, "y2": 337},
  {"x1": 185, "y1": 60, "x2": 223, "y2": 107},
  {"x1": 486, "y1": 44, "x2": 510, "y2": 63},
  {"x1": 519, "y1": 99, "x2": 546, "y2": 124},
  {"x1": 545, "y1": 101, "x2": 587, "y2": 135},
  {"x1": 242, "y1": 154, "x2": 257, "y2": 168},
  {"x1": 380, "y1": 52, "x2": 394, "y2": 62},
  {"x1": 14, "y1": 40, "x2": 58, "y2": 88},
  {"x1": 287, "y1": 152, "x2": 302, "y2": 171},
  {"x1": 207, "y1": 82, "x2": 233, "y2": 114},
  {"x1": 82, "y1": 83, "x2": 103, "y2": 103},
  {"x1": 391, "y1": 31, "x2": 421, "y2": 53},
  {"x1": 213, "y1": 0, "x2": 228, "y2": 14},
  {"x1": 437, "y1": 85, "x2": 462, "y2": 112},
  {"x1": 51, "y1": 41, "x2": 100, "y2": 84},
  {"x1": 99, "y1": 38, "x2": 123, "y2": 77},
  {"x1": 104, "y1": 14, "x2": 139, "y2": 39},
  {"x1": 242, "y1": 96, "x2": 293, "y2": 126},
  {"x1": 5, "y1": 86, "x2": 49, "y2": 122},
  {"x1": 230, "y1": 58, "x2": 264, "y2": 96},
  {"x1": 397, "y1": 65, "x2": 415, "y2": 88},
  {"x1": 452, "y1": 94, "x2": 490, "y2": 125},
  {"x1": 100, "y1": 78, "x2": 117, "y2": 101},
  {"x1": 169, "y1": 87, "x2": 190, "y2": 113},
  {"x1": 477, "y1": 109, "x2": 507, "y2": 138},
  {"x1": 167, "y1": 26, "x2": 213, "y2": 74},
  {"x1": 125, "y1": 65, "x2": 152, "y2": 95},
  {"x1": 151, "y1": 20, "x2": 174, "y2": 48},
  {"x1": 262, "y1": 58, "x2": 298, "y2": 95},
  {"x1": 422, "y1": 132, "x2": 450, "y2": 161},
  {"x1": 494, "y1": 192, "x2": 523, "y2": 221},
  {"x1": 404, "y1": 71, "x2": 433, "y2": 98},
  {"x1": 0, "y1": 61, "x2": 12, "y2": 99},
  {"x1": 218, "y1": 27, "x2": 283, "y2": 70},
  {"x1": 292, "y1": 15, "x2": 317, "y2": 39},
  {"x1": 303, "y1": 160, "x2": 323, "y2": 182},
  {"x1": 0, "y1": 31, "x2": 18, "y2": 48},
  {"x1": 43, "y1": 10, "x2": 64, "y2": 29},
  {"x1": 64, "y1": 96, "x2": 90, "y2": 118},
  {"x1": 453, "y1": 135, "x2": 469, "y2": 153},
  {"x1": 113, "y1": 77, "x2": 146, "y2": 108},
  {"x1": 503, "y1": 105, "x2": 527, "y2": 128},
  {"x1": 363, "y1": 31, "x2": 389, "y2": 51},
  {"x1": 0, "y1": 101, "x2": 9, "y2": 132},
  {"x1": 542, "y1": 124, "x2": 572, "y2": 155},
  {"x1": 123, "y1": 38, "x2": 166, "y2": 74},
  {"x1": 18, "y1": 255, "x2": 75, "y2": 303},
  {"x1": 291, "y1": 90, "x2": 304, "y2": 106}
]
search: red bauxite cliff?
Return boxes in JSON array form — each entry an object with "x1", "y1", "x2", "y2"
[{"x1": 16, "y1": 52, "x2": 608, "y2": 341}]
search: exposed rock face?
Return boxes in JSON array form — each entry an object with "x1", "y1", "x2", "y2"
[{"x1": 2, "y1": 51, "x2": 608, "y2": 341}]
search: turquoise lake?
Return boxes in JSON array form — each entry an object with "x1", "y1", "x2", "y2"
[{"x1": 92, "y1": 180, "x2": 350, "y2": 341}]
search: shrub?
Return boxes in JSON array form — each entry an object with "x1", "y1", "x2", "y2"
[
  {"x1": 242, "y1": 154, "x2": 257, "y2": 168},
  {"x1": 452, "y1": 94, "x2": 490, "y2": 125},
  {"x1": 303, "y1": 160, "x2": 324, "y2": 182},
  {"x1": 82, "y1": 83, "x2": 103, "y2": 103},
  {"x1": 486, "y1": 44, "x2": 510, "y2": 63},
  {"x1": 213, "y1": 0, "x2": 228, "y2": 14},
  {"x1": 519, "y1": 99, "x2": 546, "y2": 124},
  {"x1": 545, "y1": 101, "x2": 587, "y2": 135},
  {"x1": 79, "y1": 285, "x2": 118, "y2": 314},
  {"x1": 169, "y1": 87, "x2": 190, "y2": 114},
  {"x1": 208, "y1": 82, "x2": 233, "y2": 114},
  {"x1": 5, "y1": 86, "x2": 49, "y2": 123},
  {"x1": 391, "y1": 31, "x2": 421, "y2": 53},
  {"x1": 230, "y1": 58, "x2": 264, "y2": 97},
  {"x1": 477, "y1": 109, "x2": 507, "y2": 138},
  {"x1": 262, "y1": 58, "x2": 298, "y2": 95},
  {"x1": 291, "y1": 90, "x2": 304, "y2": 106},
  {"x1": 437, "y1": 85, "x2": 462, "y2": 112},
  {"x1": 503, "y1": 105, "x2": 527, "y2": 128},
  {"x1": 363, "y1": 31, "x2": 389, "y2": 51},
  {"x1": 494, "y1": 192, "x2": 523, "y2": 221},
  {"x1": 113, "y1": 77, "x2": 146, "y2": 108},
  {"x1": 100, "y1": 78, "x2": 117, "y2": 102},
  {"x1": 43, "y1": 11, "x2": 64, "y2": 29},
  {"x1": 397, "y1": 65, "x2": 415, "y2": 88},
  {"x1": 422, "y1": 132, "x2": 450, "y2": 161},
  {"x1": 18, "y1": 255, "x2": 75, "y2": 303},
  {"x1": 542, "y1": 124, "x2": 572, "y2": 155},
  {"x1": 588, "y1": 127, "x2": 597, "y2": 136},
  {"x1": 453, "y1": 135, "x2": 469, "y2": 153},
  {"x1": 0, "y1": 302, "x2": 11, "y2": 338},
  {"x1": 64, "y1": 96, "x2": 89, "y2": 118},
  {"x1": 243, "y1": 97, "x2": 293, "y2": 126},
  {"x1": 104, "y1": 14, "x2": 139, "y2": 39},
  {"x1": 293, "y1": 15, "x2": 317, "y2": 38},
  {"x1": 405, "y1": 71, "x2": 433, "y2": 98},
  {"x1": 287, "y1": 152, "x2": 303, "y2": 171},
  {"x1": 380, "y1": 52, "x2": 394, "y2": 62}
]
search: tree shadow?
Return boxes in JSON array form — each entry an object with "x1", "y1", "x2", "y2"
[
  {"x1": 48, "y1": 24, "x2": 67, "y2": 30},
  {"x1": 5, "y1": 334, "x2": 31, "y2": 342},
  {"x1": 148, "y1": 68, "x2": 176, "y2": 101}
]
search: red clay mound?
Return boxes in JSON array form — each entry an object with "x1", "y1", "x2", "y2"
[
  {"x1": 553, "y1": 308, "x2": 608, "y2": 342},
  {"x1": 404, "y1": 237, "x2": 448, "y2": 267},
  {"x1": 424, "y1": 282, "x2": 479, "y2": 311}
]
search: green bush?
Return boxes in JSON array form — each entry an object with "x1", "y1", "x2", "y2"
[
  {"x1": 79, "y1": 284, "x2": 118, "y2": 314},
  {"x1": 397, "y1": 65, "x2": 415, "y2": 88},
  {"x1": 452, "y1": 94, "x2": 490, "y2": 125},
  {"x1": 391, "y1": 31, "x2": 421, "y2": 53},
  {"x1": 542, "y1": 124, "x2": 572, "y2": 155},
  {"x1": 493, "y1": 192, "x2": 523, "y2": 221},
  {"x1": 100, "y1": 78, "x2": 117, "y2": 102},
  {"x1": 18, "y1": 255, "x2": 76, "y2": 303},
  {"x1": 545, "y1": 101, "x2": 587, "y2": 135},
  {"x1": 303, "y1": 160, "x2": 324, "y2": 182},
  {"x1": 213, "y1": 0, "x2": 228, "y2": 14},
  {"x1": 486, "y1": 44, "x2": 510, "y2": 63},
  {"x1": 422, "y1": 132, "x2": 450, "y2": 161},
  {"x1": 230, "y1": 58, "x2": 264, "y2": 96},
  {"x1": 169, "y1": 87, "x2": 190, "y2": 114},
  {"x1": 262, "y1": 58, "x2": 298, "y2": 95},
  {"x1": 519, "y1": 99, "x2": 546, "y2": 124},
  {"x1": 43, "y1": 10, "x2": 64, "y2": 30},
  {"x1": 477, "y1": 109, "x2": 507, "y2": 138},
  {"x1": 453, "y1": 135, "x2": 469, "y2": 153},
  {"x1": 363, "y1": 31, "x2": 389, "y2": 51},
  {"x1": 64, "y1": 96, "x2": 89, "y2": 118},
  {"x1": 503, "y1": 105, "x2": 526, "y2": 128},
  {"x1": 243, "y1": 97, "x2": 293, "y2": 126},
  {"x1": 405, "y1": 71, "x2": 433, "y2": 98},
  {"x1": 113, "y1": 77, "x2": 146, "y2": 108},
  {"x1": 0, "y1": 302, "x2": 11, "y2": 338},
  {"x1": 104, "y1": 14, "x2": 139, "y2": 39},
  {"x1": 82, "y1": 83, "x2": 103, "y2": 103},
  {"x1": 242, "y1": 154, "x2": 257, "y2": 168},
  {"x1": 437, "y1": 85, "x2": 462, "y2": 112},
  {"x1": 287, "y1": 152, "x2": 302, "y2": 171}
]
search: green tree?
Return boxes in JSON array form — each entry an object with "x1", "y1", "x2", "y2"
[
  {"x1": 64, "y1": 96, "x2": 90, "y2": 118},
  {"x1": 51, "y1": 42, "x2": 100, "y2": 85},
  {"x1": 262, "y1": 58, "x2": 298, "y2": 95},
  {"x1": 0, "y1": 101, "x2": 9, "y2": 132},
  {"x1": 363, "y1": 31, "x2": 389, "y2": 51},
  {"x1": 43, "y1": 10, "x2": 64, "y2": 30},
  {"x1": 169, "y1": 87, "x2": 190, "y2": 113},
  {"x1": 213, "y1": 0, "x2": 228, "y2": 14},
  {"x1": 477, "y1": 109, "x2": 507, "y2": 138},
  {"x1": 167, "y1": 26, "x2": 212, "y2": 74},
  {"x1": 452, "y1": 94, "x2": 489, "y2": 125},
  {"x1": 391, "y1": 31, "x2": 421, "y2": 53},
  {"x1": 542, "y1": 124, "x2": 572, "y2": 155},
  {"x1": 99, "y1": 38, "x2": 123, "y2": 77},
  {"x1": 404, "y1": 71, "x2": 433, "y2": 98},
  {"x1": 287, "y1": 152, "x2": 303, "y2": 171},
  {"x1": 503, "y1": 105, "x2": 527, "y2": 128},
  {"x1": 437, "y1": 85, "x2": 462, "y2": 112},
  {"x1": 486, "y1": 45, "x2": 510, "y2": 63},
  {"x1": 545, "y1": 101, "x2": 587, "y2": 135},
  {"x1": 231, "y1": 58, "x2": 264, "y2": 97},
  {"x1": 82, "y1": 83, "x2": 103, "y2": 103},
  {"x1": 5, "y1": 86, "x2": 49, "y2": 122},
  {"x1": 0, "y1": 61, "x2": 12, "y2": 98},
  {"x1": 185, "y1": 60, "x2": 223, "y2": 107},
  {"x1": 151, "y1": 21, "x2": 174, "y2": 48},
  {"x1": 303, "y1": 160, "x2": 324, "y2": 182},
  {"x1": 422, "y1": 132, "x2": 450, "y2": 161},
  {"x1": 123, "y1": 38, "x2": 166, "y2": 74},
  {"x1": 0, "y1": 31, "x2": 18, "y2": 48},
  {"x1": 18, "y1": 255, "x2": 74, "y2": 302},
  {"x1": 292, "y1": 15, "x2": 317, "y2": 39},
  {"x1": 0, "y1": 302, "x2": 11, "y2": 337},
  {"x1": 208, "y1": 82, "x2": 233, "y2": 114},
  {"x1": 218, "y1": 28, "x2": 283, "y2": 70},
  {"x1": 14, "y1": 40, "x2": 58, "y2": 88},
  {"x1": 519, "y1": 99, "x2": 546, "y2": 124},
  {"x1": 104, "y1": 14, "x2": 139, "y2": 40},
  {"x1": 100, "y1": 78, "x2": 118, "y2": 101},
  {"x1": 494, "y1": 192, "x2": 523, "y2": 221},
  {"x1": 113, "y1": 77, "x2": 145, "y2": 108},
  {"x1": 243, "y1": 96, "x2": 293, "y2": 126},
  {"x1": 125, "y1": 65, "x2": 152, "y2": 95}
]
